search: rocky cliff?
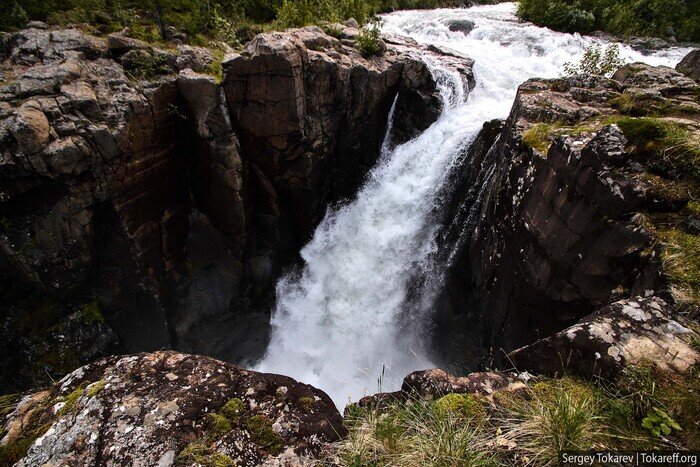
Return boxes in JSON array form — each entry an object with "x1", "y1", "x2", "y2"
[
  {"x1": 435, "y1": 55, "x2": 700, "y2": 368},
  {"x1": 0, "y1": 24, "x2": 475, "y2": 393}
]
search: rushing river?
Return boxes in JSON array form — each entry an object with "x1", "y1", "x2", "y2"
[{"x1": 255, "y1": 2, "x2": 691, "y2": 408}]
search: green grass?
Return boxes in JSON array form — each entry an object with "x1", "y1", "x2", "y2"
[
  {"x1": 79, "y1": 301, "x2": 104, "y2": 325},
  {"x1": 333, "y1": 368, "x2": 700, "y2": 466},
  {"x1": 175, "y1": 442, "x2": 235, "y2": 467}
]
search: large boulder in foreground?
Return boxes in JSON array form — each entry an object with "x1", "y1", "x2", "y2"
[
  {"x1": 676, "y1": 49, "x2": 700, "y2": 81},
  {"x1": 0, "y1": 351, "x2": 345, "y2": 466},
  {"x1": 508, "y1": 296, "x2": 700, "y2": 380}
]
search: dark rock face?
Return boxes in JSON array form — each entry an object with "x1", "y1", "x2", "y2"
[
  {"x1": 435, "y1": 65, "x2": 700, "y2": 367},
  {"x1": 508, "y1": 296, "x2": 700, "y2": 380},
  {"x1": 676, "y1": 49, "x2": 700, "y2": 81},
  {"x1": 447, "y1": 19, "x2": 476, "y2": 35},
  {"x1": 222, "y1": 27, "x2": 474, "y2": 253},
  {"x1": 1, "y1": 351, "x2": 345, "y2": 466},
  {"x1": 0, "y1": 26, "x2": 474, "y2": 392}
]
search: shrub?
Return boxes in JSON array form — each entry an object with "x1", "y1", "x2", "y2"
[
  {"x1": 518, "y1": 0, "x2": 700, "y2": 42},
  {"x1": 563, "y1": 43, "x2": 624, "y2": 77},
  {"x1": 1, "y1": 1, "x2": 29, "y2": 30},
  {"x1": 355, "y1": 20, "x2": 383, "y2": 57},
  {"x1": 275, "y1": 0, "x2": 340, "y2": 28}
]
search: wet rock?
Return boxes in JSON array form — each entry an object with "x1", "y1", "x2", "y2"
[
  {"x1": 1, "y1": 25, "x2": 468, "y2": 392},
  {"x1": 508, "y1": 296, "x2": 700, "y2": 380},
  {"x1": 223, "y1": 25, "x2": 475, "y2": 270},
  {"x1": 447, "y1": 19, "x2": 475, "y2": 35},
  {"x1": 1, "y1": 351, "x2": 345, "y2": 466},
  {"x1": 676, "y1": 49, "x2": 700, "y2": 81},
  {"x1": 434, "y1": 63, "x2": 700, "y2": 366}
]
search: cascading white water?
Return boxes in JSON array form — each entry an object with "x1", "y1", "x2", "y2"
[{"x1": 255, "y1": 2, "x2": 691, "y2": 408}]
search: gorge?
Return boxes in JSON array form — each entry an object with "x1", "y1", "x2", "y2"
[{"x1": 1, "y1": 2, "x2": 700, "y2": 465}]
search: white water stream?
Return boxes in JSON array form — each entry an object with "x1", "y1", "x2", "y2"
[{"x1": 255, "y1": 2, "x2": 691, "y2": 408}]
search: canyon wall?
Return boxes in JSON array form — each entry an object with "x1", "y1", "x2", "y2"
[
  {"x1": 437, "y1": 60, "x2": 699, "y2": 367},
  {"x1": 0, "y1": 24, "x2": 474, "y2": 392}
]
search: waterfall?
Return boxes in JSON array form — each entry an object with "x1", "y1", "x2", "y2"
[{"x1": 255, "y1": 2, "x2": 691, "y2": 408}]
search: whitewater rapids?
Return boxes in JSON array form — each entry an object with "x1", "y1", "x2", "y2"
[{"x1": 254, "y1": 2, "x2": 691, "y2": 408}]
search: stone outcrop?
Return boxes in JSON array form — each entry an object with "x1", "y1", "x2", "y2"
[
  {"x1": 350, "y1": 368, "x2": 527, "y2": 412},
  {"x1": 0, "y1": 351, "x2": 345, "y2": 466},
  {"x1": 222, "y1": 26, "x2": 474, "y2": 254},
  {"x1": 434, "y1": 63, "x2": 700, "y2": 368},
  {"x1": 676, "y1": 49, "x2": 700, "y2": 81},
  {"x1": 508, "y1": 296, "x2": 700, "y2": 380},
  {"x1": 0, "y1": 25, "x2": 475, "y2": 392}
]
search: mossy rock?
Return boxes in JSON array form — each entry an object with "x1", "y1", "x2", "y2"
[
  {"x1": 175, "y1": 442, "x2": 235, "y2": 467},
  {"x1": 297, "y1": 396, "x2": 314, "y2": 413},
  {"x1": 204, "y1": 412, "x2": 232, "y2": 438},
  {"x1": 433, "y1": 393, "x2": 487, "y2": 422},
  {"x1": 244, "y1": 415, "x2": 284, "y2": 455},
  {"x1": 220, "y1": 398, "x2": 245, "y2": 421}
]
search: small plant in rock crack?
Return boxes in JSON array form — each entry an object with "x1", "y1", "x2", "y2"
[
  {"x1": 356, "y1": 19, "x2": 383, "y2": 57},
  {"x1": 642, "y1": 407, "x2": 682, "y2": 437},
  {"x1": 563, "y1": 43, "x2": 625, "y2": 77}
]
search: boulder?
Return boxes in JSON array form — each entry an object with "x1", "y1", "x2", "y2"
[
  {"x1": 175, "y1": 45, "x2": 216, "y2": 72},
  {"x1": 676, "y1": 49, "x2": 700, "y2": 81},
  {"x1": 508, "y1": 297, "x2": 700, "y2": 380},
  {"x1": 350, "y1": 369, "x2": 526, "y2": 412},
  {"x1": 0, "y1": 351, "x2": 345, "y2": 466},
  {"x1": 447, "y1": 19, "x2": 475, "y2": 35},
  {"x1": 106, "y1": 30, "x2": 150, "y2": 56}
]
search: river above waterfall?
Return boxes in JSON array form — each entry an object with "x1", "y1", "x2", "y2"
[{"x1": 254, "y1": 2, "x2": 692, "y2": 409}]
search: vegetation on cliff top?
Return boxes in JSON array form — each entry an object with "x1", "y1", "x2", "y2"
[
  {"x1": 333, "y1": 365, "x2": 699, "y2": 465},
  {"x1": 0, "y1": 0, "x2": 503, "y2": 40},
  {"x1": 517, "y1": 0, "x2": 700, "y2": 42}
]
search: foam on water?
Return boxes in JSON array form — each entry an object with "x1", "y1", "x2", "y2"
[{"x1": 254, "y1": 2, "x2": 691, "y2": 408}]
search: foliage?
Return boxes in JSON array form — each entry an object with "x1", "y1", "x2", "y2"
[
  {"x1": 220, "y1": 398, "x2": 245, "y2": 420},
  {"x1": 334, "y1": 400, "x2": 495, "y2": 466},
  {"x1": 564, "y1": 43, "x2": 624, "y2": 77},
  {"x1": 79, "y1": 301, "x2": 105, "y2": 325},
  {"x1": 175, "y1": 442, "x2": 235, "y2": 467},
  {"x1": 122, "y1": 50, "x2": 173, "y2": 79},
  {"x1": 0, "y1": 1, "x2": 29, "y2": 30},
  {"x1": 355, "y1": 20, "x2": 383, "y2": 57},
  {"x1": 244, "y1": 415, "x2": 284, "y2": 455},
  {"x1": 274, "y1": 0, "x2": 378, "y2": 28},
  {"x1": 433, "y1": 393, "x2": 487, "y2": 422},
  {"x1": 333, "y1": 369, "x2": 700, "y2": 466},
  {"x1": 204, "y1": 412, "x2": 232, "y2": 438},
  {"x1": 642, "y1": 407, "x2": 682, "y2": 437},
  {"x1": 522, "y1": 123, "x2": 555, "y2": 153},
  {"x1": 518, "y1": 0, "x2": 594, "y2": 33},
  {"x1": 518, "y1": 0, "x2": 700, "y2": 42}
]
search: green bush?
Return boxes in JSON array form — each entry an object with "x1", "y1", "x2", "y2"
[
  {"x1": 356, "y1": 20, "x2": 383, "y2": 57},
  {"x1": 518, "y1": 0, "x2": 700, "y2": 41},
  {"x1": 563, "y1": 43, "x2": 624, "y2": 77}
]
